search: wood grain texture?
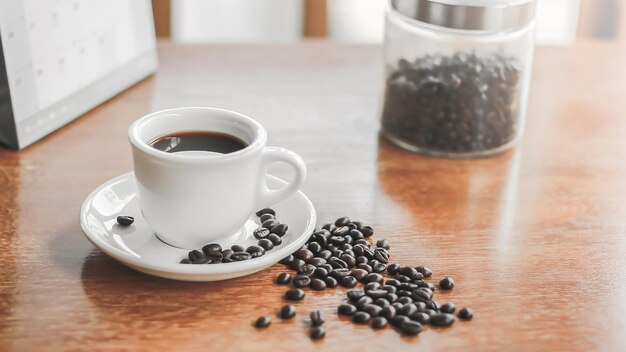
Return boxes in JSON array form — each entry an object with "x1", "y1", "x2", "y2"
[{"x1": 2, "y1": 40, "x2": 626, "y2": 351}]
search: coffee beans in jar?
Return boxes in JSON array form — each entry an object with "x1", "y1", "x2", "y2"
[
  {"x1": 382, "y1": 52, "x2": 523, "y2": 157},
  {"x1": 383, "y1": 0, "x2": 536, "y2": 158}
]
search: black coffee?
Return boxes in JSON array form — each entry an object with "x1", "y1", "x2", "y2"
[{"x1": 149, "y1": 131, "x2": 247, "y2": 154}]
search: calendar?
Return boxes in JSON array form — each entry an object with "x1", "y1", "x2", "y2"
[{"x1": 0, "y1": 0, "x2": 158, "y2": 150}]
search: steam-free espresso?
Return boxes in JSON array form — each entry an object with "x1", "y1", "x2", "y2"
[{"x1": 149, "y1": 131, "x2": 247, "y2": 154}]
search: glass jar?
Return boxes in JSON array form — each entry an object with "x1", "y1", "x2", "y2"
[{"x1": 381, "y1": 0, "x2": 536, "y2": 158}]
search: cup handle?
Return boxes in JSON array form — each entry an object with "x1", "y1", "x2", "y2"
[{"x1": 255, "y1": 146, "x2": 307, "y2": 209}]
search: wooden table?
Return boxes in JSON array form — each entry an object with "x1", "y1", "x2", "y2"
[{"x1": 2, "y1": 40, "x2": 626, "y2": 351}]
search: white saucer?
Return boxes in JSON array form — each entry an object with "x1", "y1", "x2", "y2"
[{"x1": 80, "y1": 172, "x2": 316, "y2": 281}]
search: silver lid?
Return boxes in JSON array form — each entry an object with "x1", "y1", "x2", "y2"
[{"x1": 390, "y1": 0, "x2": 536, "y2": 31}]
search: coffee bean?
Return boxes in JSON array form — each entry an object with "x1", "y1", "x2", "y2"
[
  {"x1": 295, "y1": 248, "x2": 314, "y2": 262},
  {"x1": 399, "y1": 283, "x2": 417, "y2": 291},
  {"x1": 262, "y1": 219, "x2": 279, "y2": 229},
  {"x1": 350, "y1": 268, "x2": 368, "y2": 281},
  {"x1": 335, "y1": 217, "x2": 351, "y2": 226},
  {"x1": 259, "y1": 213, "x2": 275, "y2": 223},
  {"x1": 279, "y1": 304, "x2": 296, "y2": 319},
  {"x1": 332, "y1": 226, "x2": 350, "y2": 237},
  {"x1": 180, "y1": 258, "x2": 191, "y2": 264},
  {"x1": 324, "y1": 276, "x2": 338, "y2": 288},
  {"x1": 399, "y1": 267, "x2": 419, "y2": 280},
  {"x1": 246, "y1": 245, "x2": 265, "y2": 258},
  {"x1": 221, "y1": 248, "x2": 233, "y2": 259},
  {"x1": 308, "y1": 242, "x2": 322, "y2": 254},
  {"x1": 361, "y1": 226, "x2": 374, "y2": 237},
  {"x1": 317, "y1": 250, "x2": 332, "y2": 260},
  {"x1": 418, "y1": 282, "x2": 435, "y2": 290},
  {"x1": 265, "y1": 234, "x2": 281, "y2": 247},
  {"x1": 364, "y1": 273, "x2": 384, "y2": 284},
  {"x1": 253, "y1": 228, "x2": 270, "y2": 239},
  {"x1": 298, "y1": 264, "x2": 316, "y2": 277},
  {"x1": 256, "y1": 208, "x2": 275, "y2": 217},
  {"x1": 375, "y1": 239, "x2": 390, "y2": 250},
  {"x1": 314, "y1": 267, "x2": 328, "y2": 279},
  {"x1": 411, "y1": 312, "x2": 430, "y2": 324},
  {"x1": 271, "y1": 223, "x2": 289, "y2": 237},
  {"x1": 257, "y1": 239, "x2": 274, "y2": 251},
  {"x1": 340, "y1": 254, "x2": 356, "y2": 268},
  {"x1": 365, "y1": 289, "x2": 389, "y2": 300},
  {"x1": 207, "y1": 251, "x2": 223, "y2": 263},
  {"x1": 439, "y1": 276, "x2": 455, "y2": 290},
  {"x1": 231, "y1": 244, "x2": 245, "y2": 252},
  {"x1": 355, "y1": 296, "x2": 374, "y2": 309},
  {"x1": 338, "y1": 303, "x2": 357, "y2": 316},
  {"x1": 414, "y1": 302, "x2": 427, "y2": 310},
  {"x1": 357, "y1": 263, "x2": 373, "y2": 273},
  {"x1": 116, "y1": 216, "x2": 134, "y2": 226},
  {"x1": 356, "y1": 256, "x2": 368, "y2": 265},
  {"x1": 397, "y1": 296, "x2": 413, "y2": 304},
  {"x1": 310, "y1": 326, "x2": 325, "y2": 339},
  {"x1": 382, "y1": 305, "x2": 396, "y2": 320},
  {"x1": 293, "y1": 275, "x2": 312, "y2": 288},
  {"x1": 276, "y1": 272, "x2": 291, "y2": 285},
  {"x1": 398, "y1": 304, "x2": 417, "y2": 316},
  {"x1": 349, "y1": 229, "x2": 364, "y2": 240},
  {"x1": 231, "y1": 251, "x2": 251, "y2": 261},
  {"x1": 308, "y1": 310, "x2": 325, "y2": 327},
  {"x1": 330, "y1": 268, "x2": 351, "y2": 280},
  {"x1": 363, "y1": 304, "x2": 383, "y2": 317},
  {"x1": 370, "y1": 317, "x2": 388, "y2": 329},
  {"x1": 395, "y1": 275, "x2": 410, "y2": 283},
  {"x1": 289, "y1": 259, "x2": 305, "y2": 271},
  {"x1": 352, "y1": 311, "x2": 371, "y2": 324},
  {"x1": 385, "y1": 279, "x2": 400, "y2": 287},
  {"x1": 416, "y1": 266, "x2": 433, "y2": 278},
  {"x1": 284, "y1": 288, "x2": 305, "y2": 301},
  {"x1": 390, "y1": 315, "x2": 410, "y2": 327},
  {"x1": 310, "y1": 278, "x2": 327, "y2": 291},
  {"x1": 254, "y1": 316, "x2": 272, "y2": 328},
  {"x1": 458, "y1": 307, "x2": 474, "y2": 320},
  {"x1": 364, "y1": 282, "x2": 381, "y2": 291},
  {"x1": 387, "y1": 263, "x2": 401, "y2": 275},
  {"x1": 202, "y1": 243, "x2": 222, "y2": 256},
  {"x1": 382, "y1": 285, "x2": 397, "y2": 294},
  {"x1": 429, "y1": 313, "x2": 455, "y2": 327},
  {"x1": 374, "y1": 298, "x2": 390, "y2": 307},
  {"x1": 421, "y1": 309, "x2": 437, "y2": 316},
  {"x1": 372, "y1": 262, "x2": 387, "y2": 273},
  {"x1": 188, "y1": 250, "x2": 209, "y2": 264},
  {"x1": 347, "y1": 289, "x2": 366, "y2": 302},
  {"x1": 412, "y1": 289, "x2": 433, "y2": 302},
  {"x1": 440, "y1": 302, "x2": 456, "y2": 314},
  {"x1": 341, "y1": 276, "x2": 358, "y2": 288},
  {"x1": 400, "y1": 321, "x2": 422, "y2": 336}
]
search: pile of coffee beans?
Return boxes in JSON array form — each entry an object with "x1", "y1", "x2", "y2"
[
  {"x1": 381, "y1": 52, "x2": 521, "y2": 154},
  {"x1": 179, "y1": 208, "x2": 288, "y2": 264},
  {"x1": 253, "y1": 212, "x2": 473, "y2": 340}
]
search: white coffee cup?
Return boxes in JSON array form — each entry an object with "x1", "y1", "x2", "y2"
[{"x1": 128, "y1": 107, "x2": 307, "y2": 249}]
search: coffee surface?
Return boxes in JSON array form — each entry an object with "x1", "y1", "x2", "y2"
[{"x1": 149, "y1": 131, "x2": 247, "y2": 154}]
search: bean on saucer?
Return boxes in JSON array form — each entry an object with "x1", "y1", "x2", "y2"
[
  {"x1": 256, "y1": 208, "x2": 276, "y2": 217},
  {"x1": 116, "y1": 216, "x2": 134, "y2": 226}
]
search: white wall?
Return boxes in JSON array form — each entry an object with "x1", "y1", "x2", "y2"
[
  {"x1": 171, "y1": 0, "x2": 304, "y2": 43},
  {"x1": 171, "y1": 0, "x2": 582, "y2": 45}
]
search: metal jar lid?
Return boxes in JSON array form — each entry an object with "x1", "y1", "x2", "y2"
[{"x1": 390, "y1": 0, "x2": 536, "y2": 31}]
